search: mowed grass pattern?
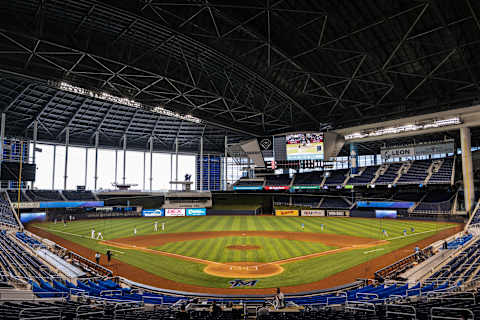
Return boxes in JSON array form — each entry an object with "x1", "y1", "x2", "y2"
[
  {"x1": 154, "y1": 236, "x2": 335, "y2": 263},
  {"x1": 33, "y1": 216, "x2": 458, "y2": 289},
  {"x1": 39, "y1": 216, "x2": 452, "y2": 241}
]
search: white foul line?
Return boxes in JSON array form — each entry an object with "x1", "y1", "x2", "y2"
[{"x1": 364, "y1": 248, "x2": 384, "y2": 254}]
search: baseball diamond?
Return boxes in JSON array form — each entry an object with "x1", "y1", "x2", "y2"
[{"x1": 30, "y1": 216, "x2": 460, "y2": 292}]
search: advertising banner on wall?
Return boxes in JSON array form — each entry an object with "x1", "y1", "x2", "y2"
[
  {"x1": 327, "y1": 210, "x2": 349, "y2": 216},
  {"x1": 165, "y1": 208, "x2": 186, "y2": 216},
  {"x1": 186, "y1": 208, "x2": 207, "y2": 216},
  {"x1": 264, "y1": 186, "x2": 290, "y2": 191},
  {"x1": 275, "y1": 209, "x2": 299, "y2": 216},
  {"x1": 142, "y1": 209, "x2": 164, "y2": 217},
  {"x1": 40, "y1": 201, "x2": 104, "y2": 208},
  {"x1": 291, "y1": 185, "x2": 321, "y2": 190},
  {"x1": 301, "y1": 209, "x2": 326, "y2": 217},
  {"x1": 381, "y1": 147, "x2": 415, "y2": 160},
  {"x1": 233, "y1": 186, "x2": 263, "y2": 191},
  {"x1": 357, "y1": 201, "x2": 414, "y2": 209},
  {"x1": 414, "y1": 142, "x2": 454, "y2": 156},
  {"x1": 381, "y1": 142, "x2": 454, "y2": 160}
]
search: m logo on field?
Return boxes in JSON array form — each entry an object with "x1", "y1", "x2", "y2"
[{"x1": 229, "y1": 279, "x2": 258, "y2": 288}]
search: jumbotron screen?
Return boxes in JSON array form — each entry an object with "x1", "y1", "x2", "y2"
[{"x1": 286, "y1": 133, "x2": 324, "y2": 160}]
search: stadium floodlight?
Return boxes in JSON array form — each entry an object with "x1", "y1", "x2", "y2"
[
  {"x1": 53, "y1": 81, "x2": 203, "y2": 124},
  {"x1": 344, "y1": 117, "x2": 462, "y2": 140}
]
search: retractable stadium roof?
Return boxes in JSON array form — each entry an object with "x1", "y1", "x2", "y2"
[{"x1": 0, "y1": 0, "x2": 480, "y2": 152}]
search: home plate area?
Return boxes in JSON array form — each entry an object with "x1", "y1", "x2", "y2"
[{"x1": 204, "y1": 262, "x2": 284, "y2": 278}]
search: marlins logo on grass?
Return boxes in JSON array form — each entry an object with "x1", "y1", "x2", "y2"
[{"x1": 229, "y1": 279, "x2": 258, "y2": 288}]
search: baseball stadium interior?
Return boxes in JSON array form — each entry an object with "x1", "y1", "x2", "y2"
[{"x1": 2, "y1": 1, "x2": 480, "y2": 319}]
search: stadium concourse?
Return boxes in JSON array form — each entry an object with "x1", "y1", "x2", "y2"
[{"x1": 2, "y1": 0, "x2": 480, "y2": 319}]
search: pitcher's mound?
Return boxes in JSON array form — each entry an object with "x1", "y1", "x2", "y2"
[
  {"x1": 204, "y1": 262, "x2": 283, "y2": 278},
  {"x1": 227, "y1": 245, "x2": 260, "y2": 251}
]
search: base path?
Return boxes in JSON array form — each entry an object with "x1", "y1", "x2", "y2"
[
  {"x1": 105, "y1": 231, "x2": 385, "y2": 278},
  {"x1": 28, "y1": 225, "x2": 462, "y2": 294}
]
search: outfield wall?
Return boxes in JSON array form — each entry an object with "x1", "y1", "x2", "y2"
[{"x1": 207, "y1": 209, "x2": 261, "y2": 216}]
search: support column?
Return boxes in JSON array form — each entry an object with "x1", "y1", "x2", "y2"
[
  {"x1": 122, "y1": 134, "x2": 127, "y2": 185},
  {"x1": 460, "y1": 127, "x2": 475, "y2": 214},
  {"x1": 199, "y1": 137, "x2": 203, "y2": 191},
  {"x1": 94, "y1": 132, "x2": 99, "y2": 190},
  {"x1": 0, "y1": 113, "x2": 5, "y2": 162},
  {"x1": 31, "y1": 120, "x2": 38, "y2": 189},
  {"x1": 170, "y1": 153, "x2": 173, "y2": 190},
  {"x1": 52, "y1": 145, "x2": 56, "y2": 190},
  {"x1": 84, "y1": 147, "x2": 88, "y2": 188},
  {"x1": 143, "y1": 151, "x2": 146, "y2": 191},
  {"x1": 63, "y1": 127, "x2": 69, "y2": 190},
  {"x1": 224, "y1": 136, "x2": 228, "y2": 190},
  {"x1": 114, "y1": 149, "x2": 118, "y2": 185},
  {"x1": 207, "y1": 154, "x2": 210, "y2": 191},
  {"x1": 175, "y1": 137, "x2": 179, "y2": 190},
  {"x1": 149, "y1": 137, "x2": 153, "y2": 191}
]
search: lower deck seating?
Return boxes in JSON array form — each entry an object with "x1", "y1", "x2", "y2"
[
  {"x1": 0, "y1": 230, "x2": 56, "y2": 282},
  {"x1": 0, "y1": 199, "x2": 18, "y2": 227},
  {"x1": 426, "y1": 238, "x2": 480, "y2": 285}
]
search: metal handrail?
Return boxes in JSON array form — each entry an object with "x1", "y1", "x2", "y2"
[
  {"x1": 75, "y1": 304, "x2": 105, "y2": 318},
  {"x1": 431, "y1": 307, "x2": 474, "y2": 320},
  {"x1": 345, "y1": 301, "x2": 376, "y2": 314},
  {"x1": 356, "y1": 292, "x2": 379, "y2": 300},
  {"x1": 18, "y1": 306, "x2": 62, "y2": 320},
  {"x1": 142, "y1": 295, "x2": 163, "y2": 304},
  {"x1": 100, "y1": 289, "x2": 123, "y2": 296},
  {"x1": 386, "y1": 304, "x2": 417, "y2": 320}
]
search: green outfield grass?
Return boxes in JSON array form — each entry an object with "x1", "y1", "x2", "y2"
[{"x1": 32, "y1": 216, "x2": 458, "y2": 289}]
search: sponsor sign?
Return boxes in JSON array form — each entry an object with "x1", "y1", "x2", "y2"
[
  {"x1": 414, "y1": 142, "x2": 454, "y2": 156},
  {"x1": 275, "y1": 209, "x2": 299, "y2": 216},
  {"x1": 381, "y1": 147, "x2": 414, "y2": 160},
  {"x1": 142, "y1": 209, "x2": 164, "y2": 217},
  {"x1": 39, "y1": 201, "x2": 104, "y2": 208},
  {"x1": 344, "y1": 185, "x2": 354, "y2": 189},
  {"x1": 229, "y1": 279, "x2": 258, "y2": 288},
  {"x1": 301, "y1": 209, "x2": 325, "y2": 217},
  {"x1": 327, "y1": 210, "x2": 349, "y2": 216},
  {"x1": 186, "y1": 208, "x2": 206, "y2": 216},
  {"x1": 233, "y1": 186, "x2": 263, "y2": 191},
  {"x1": 381, "y1": 142, "x2": 454, "y2": 160},
  {"x1": 264, "y1": 186, "x2": 290, "y2": 191},
  {"x1": 291, "y1": 185, "x2": 321, "y2": 190},
  {"x1": 357, "y1": 201, "x2": 414, "y2": 209},
  {"x1": 13, "y1": 202, "x2": 41, "y2": 209},
  {"x1": 165, "y1": 208, "x2": 186, "y2": 217}
]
